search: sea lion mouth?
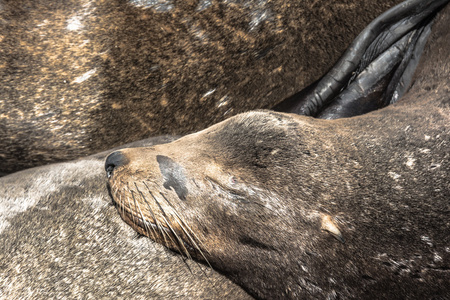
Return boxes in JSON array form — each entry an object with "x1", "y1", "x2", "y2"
[
  {"x1": 108, "y1": 181, "x2": 208, "y2": 260},
  {"x1": 115, "y1": 199, "x2": 199, "y2": 254}
]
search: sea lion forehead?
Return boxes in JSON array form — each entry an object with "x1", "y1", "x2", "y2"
[
  {"x1": 232, "y1": 110, "x2": 298, "y2": 128},
  {"x1": 121, "y1": 111, "x2": 302, "y2": 158},
  {"x1": 182, "y1": 110, "x2": 300, "y2": 141},
  {"x1": 206, "y1": 111, "x2": 299, "y2": 144}
]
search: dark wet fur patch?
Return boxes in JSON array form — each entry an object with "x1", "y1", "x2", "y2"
[{"x1": 156, "y1": 155, "x2": 188, "y2": 201}]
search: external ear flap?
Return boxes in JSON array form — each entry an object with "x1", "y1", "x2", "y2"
[{"x1": 321, "y1": 214, "x2": 345, "y2": 243}]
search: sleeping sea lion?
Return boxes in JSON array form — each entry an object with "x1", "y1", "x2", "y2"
[{"x1": 105, "y1": 1, "x2": 450, "y2": 299}]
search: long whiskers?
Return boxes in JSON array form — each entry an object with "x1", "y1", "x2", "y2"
[
  {"x1": 109, "y1": 176, "x2": 219, "y2": 291},
  {"x1": 111, "y1": 181, "x2": 126, "y2": 223},
  {"x1": 150, "y1": 183, "x2": 216, "y2": 285},
  {"x1": 123, "y1": 181, "x2": 140, "y2": 234},
  {"x1": 146, "y1": 187, "x2": 193, "y2": 260},
  {"x1": 157, "y1": 190, "x2": 213, "y2": 269},
  {"x1": 114, "y1": 180, "x2": 194, "y2": 272},
  {"x1": 133, "y1": 184, "x2": 173, "y2": 252},
  {"x1": 112, "y1": 181, "x2": 126, "y2": 219},
  {"x1": 134, "y1": 183, "x2": 191, "y2": 259},
  {"x1": 130, "y1": 183, "x2": 157, "y2": 241},
  {"x1": 131, "y1": 183, "x2": 185, "y2": 260},
  {"x1": 134, "y1": 182, "x2": 197, "y2": 274}
]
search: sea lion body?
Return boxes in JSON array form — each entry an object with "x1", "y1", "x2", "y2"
[
  {"x1": 106, "y1": 3, "x2": 450, "y2": 299},
  {"x1": 0, "y1": 0, "x2": 402, "y2": 174},
  {"x1": 0, "y1": 136, "x2": 251, "y2": 299}
]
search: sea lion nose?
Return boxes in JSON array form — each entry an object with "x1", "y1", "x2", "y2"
[{"x1": 105, "y1": 151, "x2": 128, "y2": 178}]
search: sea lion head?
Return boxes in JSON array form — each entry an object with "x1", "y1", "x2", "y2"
[
  {"x1": 107, "y1": 111, "x2": 334, "y2": 252},
  {"x1": 105, "y1": 110, "x2": 352, "y2": 298}
]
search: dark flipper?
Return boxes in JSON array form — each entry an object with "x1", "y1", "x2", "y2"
[
  {"x1": 274, "y1": 0, "x2": 449, "y2": 119},
  {"x1": 316, "y1": 23, "x2": 432, "y2": 119}
]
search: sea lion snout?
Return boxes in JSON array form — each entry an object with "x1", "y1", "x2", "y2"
[{"x1": 105, "y1": 151, "x2": 129, "y2": 178}]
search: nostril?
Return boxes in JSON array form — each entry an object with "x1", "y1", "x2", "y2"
[
  {"x1": 105, "y1": 151, "x2": 129, "y2": 178},
  {"x1": 105, "y1": 165, "x2": 114, "y2": 179}
]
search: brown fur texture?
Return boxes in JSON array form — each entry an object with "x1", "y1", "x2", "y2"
[
  {"x1": 0, "y1": 0, "x2": 401, "y2": 174},
  {"x1": 107, "y1": 4, "x2": 450, "y2": 299},
  {"x1": 0, "y1": 136, "x2": 252, "y2": 299}
]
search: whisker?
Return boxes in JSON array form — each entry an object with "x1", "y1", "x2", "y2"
[
  {"x1": 150, "y1": 189, "x2": 215, "y2": 281},
  {"x1": 135, "y1": 182, "x2": 196, "y2": 274},
  {"x1": 115, "y1": 184, "x2": 127, "y2": 221},
  {"x1": 124, "y1": 182, "x2": 140, "y2": 231},
  {"x1": 161, "y1": 192, "x2": 208, "y2": 251},
  {"x1": 155, "y1": 189, "x2": 220, "y2": 291},
  {"x1": 147, "y1": 188, "x2": 192, "y2": 260},
  {"x1": 131, "y1": 183, "x2": 157, "y2": 241},
  {"x1": 136, "y1": 183, "x2": 181, "y2": 255},
  {"x1": 117, "y1": 180, "x2": 129, "y2": 219},
  {"x1": 133, "y1": 182, "x2": 159, "y2": 240},
  {"x1": 158, "y1": 191, "x2": 213, "y2": 269},
  {"x1": 118, "y1": 194, "x2": 125, "y2": 220}
]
